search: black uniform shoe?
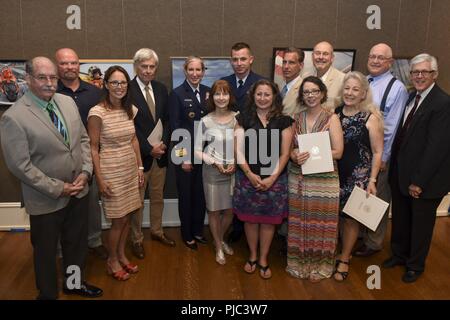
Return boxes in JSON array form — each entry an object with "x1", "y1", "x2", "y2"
[
  {"x1": 402, "y1": 270, "x2": 423, "y2": 283},
  {"x1": 63, "y1": 282, "x2": 103, "y2": 298}
]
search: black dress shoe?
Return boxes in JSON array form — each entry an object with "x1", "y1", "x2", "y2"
[
  {"x1": 89, "y1": 245, "x2": 108, "y2": 260},
  {"x1": 184, "y1": 240, "x2": 198, "y2": 250},
  {"x1": 63, "y1": 282, "x2": 103, "y2": 298},
  {"x1": 382, "y1": 256, "x2": 405, "y2": 268},
  {"x1": 402, "y1": 270, "x2": 423, "y2": 283},
  {"x1": 353, "y1": 245, "x2": 380, "y2": 257},
  {"x1": 194, "y1": 236, "x2": 208, "y2": 244}
]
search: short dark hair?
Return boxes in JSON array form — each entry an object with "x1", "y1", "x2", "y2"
[
  {"x1": 101, "y1": 65, "x2": 133, "y2": 119},
  {"x1": 207, "y1": 80, "x2": 235, "y2": 112},
  {"x1": 298, "y1": 76, "x2": 328, "y2": 105},
  {"x1": 285, "y1": 47, "x2": 305, "y2": 63},
  {"x1": 231, "y1": 42, "x2": 252, "y2": 54}
]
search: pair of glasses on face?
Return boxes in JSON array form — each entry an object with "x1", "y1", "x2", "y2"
[
  {"x1": 108, "y1": 81, "x2": 128, "y2": 88},
  {"x1": 32, "y1": 75, "x2": 58, "y2": 82},
  {"x1": 302, "y1": 89, "x2": 321, "y2": 97},
  {"x1": 410, "y1": 70, "x2": 435, "y2": 77},
  {"x1": 368, "y1": 55, "x2": 391, "y2": 62}
]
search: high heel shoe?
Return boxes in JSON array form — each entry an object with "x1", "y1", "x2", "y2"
[
  {"x1": 221, "y1": 241, "x2": 234, "y2": 255},
  {"x1": 106, "y1": 263, "x2": 130, "y2": 281},
  {"x1": 215, "y1": 249, "x2": 226, "y2": 265},
  {"x1": 119, "y1": 261, "x2": 139, "y2": 274}
]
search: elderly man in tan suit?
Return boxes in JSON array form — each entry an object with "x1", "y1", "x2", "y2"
[
  {"x1": 310, "y1": 41, "x2": 345, "y2": 110},
  {"x1": 279, "y1": 47, "x2": 304, "y2": 118},
  {"x1": 0, "y1": 57, "x2": 102, "y2": 300}
]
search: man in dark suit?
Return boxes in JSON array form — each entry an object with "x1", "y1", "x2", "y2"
[
  {"x1": 129, "y1": 48, "x2": 175, "y2": 259},
  {"x1": 0, "y1": 57, "x2": 102, "y2": 299},
  {"x1": 55, "y1": 48, "x2": 108, "y2": 260},
  {"x1": 221, "y1": 42, "x2": 264, "y2": 113},
  {"x1": 385, "y1": 53, "x2": 450, "y2": 283},
  {"x1": 221, "y1": 42, "x2": 264, "y2": 243}
]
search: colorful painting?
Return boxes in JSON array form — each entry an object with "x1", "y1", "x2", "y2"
[
  {"x1": 79, "y1": 59, "x2": 135, "y2": 89},
  {"x1": 0, "y1": 60, "x2": 27, "y2": 107}
]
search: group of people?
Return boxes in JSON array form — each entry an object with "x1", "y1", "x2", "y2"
[{"x1": 1, "y1": 40, "x2": 449, "y2": 299}]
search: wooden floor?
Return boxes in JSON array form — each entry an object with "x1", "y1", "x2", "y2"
[{"x1": 0, "y1": 218, "x2": 449, "y2": 300}]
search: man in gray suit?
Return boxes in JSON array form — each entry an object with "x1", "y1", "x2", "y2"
[{"x1": 0, "y1": 57, "x2": 102, "y2": 300}]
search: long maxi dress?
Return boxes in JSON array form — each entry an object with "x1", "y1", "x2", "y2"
[{"x1": 286, "y1": 109, "x2": 340, "y2": 280}]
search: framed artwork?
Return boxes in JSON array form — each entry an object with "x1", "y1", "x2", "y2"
[
  {"x1": 79, "y1": 59, "x2": 135, "y2": 89},
  {"x1": 171, "y1": 57, "x2": 234, "y2": 89},
  {"x1": 392, "y1": 57, "x2": 413, "y2": 90},
  {"x1": 272, "y1": 48, "x2": 356, "y2": 89},
  {"x1": 0, "y1": 60, "x2": 28, "y2": 107}
]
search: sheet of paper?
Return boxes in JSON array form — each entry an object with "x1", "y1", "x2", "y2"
[
  {"x1": 342, "y1": 186, "x2": 389, "y2": 231},
  {"x1": 297, "y1": 131, "x2": 333, "y2": 175},
  {"x1": 147, "y1": 119, "x2": 163, "y2": 146}
]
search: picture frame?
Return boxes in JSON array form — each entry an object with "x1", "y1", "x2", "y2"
[
  {"x1": 171, "y1": 57, "x2": 234, "y2": 89},
  {"x1": 272, "y1": 48, "x2": 356, "y2": 89},
  {"x1": 391, "y1": 57, "x2": 413, "y2": 90},
  {"x1": 79, "y1": 59, "x2": 135, "y2": 89},
  {"x1": 0, "y1": 60, "x2": 28, "y2": 107}
]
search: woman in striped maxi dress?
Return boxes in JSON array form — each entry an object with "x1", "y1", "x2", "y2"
[{"x1": 286, "y1": 76, "x2": 344, "y2": 282}]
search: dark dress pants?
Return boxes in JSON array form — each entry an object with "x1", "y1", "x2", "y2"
[
  {"x1": 30, "y1": 195, "x2": 88, "y2": 299},
  {"x1": 175, "y1": 164, "x2": 206, "y2": 242},
  {"x1": 390, "y1": 170, "x2": 439, "y2": 272}
]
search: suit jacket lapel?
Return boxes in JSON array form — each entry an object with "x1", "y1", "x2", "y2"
[
  {"x1": 25, "y1": 95, "x2": 67, "y2": 147},
  {"x1": 132, "y1": 78, "x2": 155, "y2": 123}
]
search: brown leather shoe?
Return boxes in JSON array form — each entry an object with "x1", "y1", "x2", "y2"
[
  {"x1": 131, "y1": 242, "x2": 145, "y2": 259},
  {"x1": 151, "y1": 233, "x2": 176, "y2": 247},
  {"x1": 353, "y1": 245, "x2": 380, "y2": 257},
  {"x1": 89, "y1": 245, "x2": 108, "y2": 260}
]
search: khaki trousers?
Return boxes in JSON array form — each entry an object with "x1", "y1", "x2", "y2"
[{"x1": 130, "y1": 161, "x2": 166, "y2": 244}]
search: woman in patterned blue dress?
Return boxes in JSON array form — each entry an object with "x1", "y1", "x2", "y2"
[
  {"x1": 334, "y1": 71, "x2": 384, "y2": 281},
  {"x1": 233, "y1": 79, "x2": 293, "y2": 279}
]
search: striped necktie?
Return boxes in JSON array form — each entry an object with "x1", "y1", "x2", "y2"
[{"x1": 46, "y1": 102, "x2": 68, "y2": 144}]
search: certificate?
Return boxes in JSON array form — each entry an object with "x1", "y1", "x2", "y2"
[
  {"x1": 147, "y1": 119, "x2": 163, "y2": 146},
  {"x1": 342, "y1": 186, "x2": 389, "y2": 231},
  {"x1": 297, "y1": 131, "x2": 333, "y2": 175}
]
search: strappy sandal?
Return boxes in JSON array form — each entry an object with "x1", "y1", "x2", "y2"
[
  {"x1": 333, "y1": 259, "x2": 349, "y2": 282},
  {"x1": 244, "y1": 260, "x2": 257, "y2": 274},
  {"x1": 258, "y1": 264, "x2": 272, "y2": 280}
]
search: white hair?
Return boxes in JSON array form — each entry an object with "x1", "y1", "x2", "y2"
[
  {"x1": 133, "y1": 48, "x2": 159, "y2": 65},
  {"x1": 410, "y1": 53, "x2": 438, "y2": 72}
]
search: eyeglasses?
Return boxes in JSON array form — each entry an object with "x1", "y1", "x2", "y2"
[
  {"x1": 368, "y1": 55, "x2": 391, "y2": 62},
  {"x1": 410, "y1": 70, "x2": 435, "y2": 77},
  {"x1": 302, "y1": 89, "x2": 321, "y2": 97},
  {"x1": 32, "y1": 75, "x2": 58, "y2": 82},
  {"x1": 108, "y1": 81, "x2": 128, "y2": 88}
]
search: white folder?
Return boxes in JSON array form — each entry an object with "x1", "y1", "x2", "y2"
[
  {"x1": 147, "y1": 119, "x2": 163, "y2": 146},
  {"x1": 342, "y1": 186, "x2": 389, "y2": 231},
  {"x1": 297, "y1": 131, "x2": 333, "y2": 175}
]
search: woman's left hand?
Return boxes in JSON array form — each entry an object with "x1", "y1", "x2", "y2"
[
  {"x1": 260, "y1": 175, "x2": 276, "y2": 191},
  {"x1": 138, "y1": 169, "x2": 145, "y2": 187}
]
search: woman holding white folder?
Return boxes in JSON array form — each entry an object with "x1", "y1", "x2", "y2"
[
  {"x1": 334, "y1": 71, "x2": 383, "y2": 281},
  {"x1": 286, "y1": 76, "x2": 344, "y2": 282}
]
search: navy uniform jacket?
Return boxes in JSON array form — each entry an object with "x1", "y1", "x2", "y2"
[
  {"x1": 169, "y1": 80, "x2": 210, "y2": 163},
  {"x1": 221, "y1": 71, "x2": 264, "y2": 113}
]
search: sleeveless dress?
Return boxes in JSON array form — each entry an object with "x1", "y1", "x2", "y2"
[
  {"x1": 195, "y1": 112, "x2": 237, "y2": 211},
  {"x1": 88, "y1": 105, "x2": 141, "y2": 219},
  {"x1": 286, "y1": 109, "x2": 340, "y2": 280},
  {"x1": 335, "y1": 106, "x2": 373, "y2": 217}
]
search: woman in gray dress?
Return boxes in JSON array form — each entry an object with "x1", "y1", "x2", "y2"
[{"x1": 195, "y1": 80, "x2": 236, "y2": 265}]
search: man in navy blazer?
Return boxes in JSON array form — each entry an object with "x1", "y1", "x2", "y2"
[
  {"x1": 385, "y1": 53, "x2": 450, "y2": 283},
  {"x1": 221, "y1": 43, "x2": 264, "y2": 243},
  {"x1": 221, "y1": 42, "x2": 264, "y2": 113},
  {"x1": 129, "y1": 48, "x2": 175, "y2": 259}
]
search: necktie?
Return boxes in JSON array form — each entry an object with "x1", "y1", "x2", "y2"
[
  {"x1": 281, "y1": 84, "x2": 288, "y2": 98},
  {"x1": 403, "y1": 94, "x2": 421, "y2": 130},
  {"x1": 46, "y1": 102, "x2": 68, "y2": 144},
  {"x1": 238, "y1": 79, "x2": 244, "y2": 88},
  {"x1": 144, "y1": 85, "x2": 156, "y2": 119},
  {"x1": 194, "y1": 89, "x2": 200, "y2": 103}
]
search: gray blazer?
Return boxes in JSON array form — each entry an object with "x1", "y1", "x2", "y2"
[{"x1": 0, "y1": 93, "x2": 92, "y2": 215}]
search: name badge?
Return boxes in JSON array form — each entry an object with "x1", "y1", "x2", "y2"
[{"x1": 175, "y1": 147, "x2": 187, "y2": 157}]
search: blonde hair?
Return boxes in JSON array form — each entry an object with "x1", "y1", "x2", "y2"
[{"x1": 183, "y1": 56, "x2": 205, "y2": 71}]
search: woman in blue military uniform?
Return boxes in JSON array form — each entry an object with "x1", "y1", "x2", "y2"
[{"x1": 169, "y1": 56, "x2": 210, "y2": 250}]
